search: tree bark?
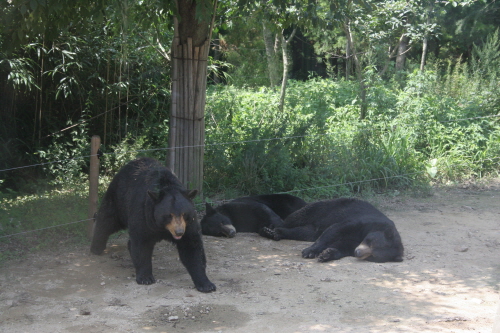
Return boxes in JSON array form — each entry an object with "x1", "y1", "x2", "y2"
[
  {"x1": 345, "y1": 37, "x2": 351, "y2": 79},
  {"x1": 420, "y1": 13, "x2": 431, "y2": 71},
  {"x1": 344, "y1": 21, "x2": 367, "y2": 120},
  {"x1": 380, "y1": 33, "x2": 406, "y2": 77},
  {"x1": 262, "y1": 20, "x2": 281, "y2": 87},
  {"x1": 396, "y1": 36, "x2": 409, "y2": 71},
  {"x1": 278, "y1": 27, "x2": 297, "y2": 112},
  {"x1": 420, "y1": 35, "x2": 428, "y2": 71},
  {"x1": 168, "y1": 0, "x2": 216, "y2": 193}
]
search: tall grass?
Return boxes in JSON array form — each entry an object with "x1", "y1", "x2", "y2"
[
  {"x1": 204, "y1": 79, "x2": 425, "y2": 199},
  {"x1": 203, "y1": 32, "x2": 500, "y2": 197}
]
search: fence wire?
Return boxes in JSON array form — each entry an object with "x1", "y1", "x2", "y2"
[
  {"x1": 0, "y1": 219, "x2": 92, "y2": 239},
  {"x1": 0, "y1": 113, "x2": 499, "y2": 239},
  {"x1": 1, "y1": 156, "x2": 499, "y2": 240},
  {"x1": 1, "y1": 113, "x2": 499, "y2": 174}
]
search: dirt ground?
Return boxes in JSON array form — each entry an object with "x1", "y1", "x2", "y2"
[{"x1": 1, "y1": 181, "x2": 500, "y2": 333}]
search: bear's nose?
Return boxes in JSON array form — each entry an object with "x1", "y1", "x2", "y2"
[{"x1": 354, "y1": 243, "x2": 372, "y2": 259}]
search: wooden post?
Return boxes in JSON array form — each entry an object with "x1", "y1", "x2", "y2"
[{"x1": 87, "y1": 135, "x2": 101, "y2": 239}]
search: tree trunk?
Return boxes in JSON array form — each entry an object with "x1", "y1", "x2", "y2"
[
  {"x1": 396, "y1": 36, "x2": 409, "y2": 71},
  {"x1": 420, "y1": 14, "x2": 430, "y2": 71},
  {"x1": 262, "y1": 21, "x2": 281, "y2": 87},
  {"x1": 168, "y1": 0, "x2": 216, "y2": 193},
  {"x1": 420, "y1": 35, "x2": 428, "y2": 71},
  {"x1": 344, "y1": 21, "x2": 367, "y2": 120},
  {"x1": 278, "y1": 27, "x2": 297, "y2": 112},
  {"x1": 345, "y1": 37, "x2": 351, "y2": 79},
  {"x1": 380, "y1": 33, "x2": 406, "y2": 77}
]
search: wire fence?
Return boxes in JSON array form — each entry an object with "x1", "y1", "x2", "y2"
[
  {"x1": 0, "y1": 219, "x2": 92, "y2": 239},
  {"x1": 1, "y1": 154, "x2": 499, "y2": 240},
  {"x1": 1, "y1": 113, "x2": 499, "y2": 240},
  {"x1": 1, "y1": 113, "x2": 499, "y2": 174}
]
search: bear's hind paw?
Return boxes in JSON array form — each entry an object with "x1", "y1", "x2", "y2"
[
  {"x1": 259, "y1": 227, "x2": 278, "y2": 240},
  {"x1": 302, "y1": 246, "x2": 319, "y2": 259},
  {"x1": 317, "y1": 248, "x2": 342, "y2": 262}
]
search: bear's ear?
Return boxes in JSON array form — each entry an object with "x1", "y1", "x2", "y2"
[
  {"x1": 205, "y1": 202, "x2": 215, "y2": 214},
  {"x1": 147, "y1": 190, "x2": 160, "y2": 202},
  {"x1": 186, "y1": 189, "x2": 198, "y2": 200},
  {"x1": 384, "y1": 227, "x2": 395, "y2": 239}
]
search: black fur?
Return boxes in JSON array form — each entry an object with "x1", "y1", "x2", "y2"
[
  {"x1": 260, "y1": 198, "x2": 404, "y2": 263},
  {"x1": 90, "y1": 157, "x2": 216, "y2": 292},
  {"x1": 201, "y1": 194, "x2": 306, "y2": 237}
]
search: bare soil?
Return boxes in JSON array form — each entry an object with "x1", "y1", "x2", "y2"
[{"x1": 1, "y1": 182, "x2": 500, "y2": 333}]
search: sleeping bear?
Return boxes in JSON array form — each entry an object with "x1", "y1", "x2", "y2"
[
  {"x1": 260, "y1": 198, "x2": 404, "y2": 263},
  {"x1": 201, "y1": 194, "x2": 306, "y2": 237}
]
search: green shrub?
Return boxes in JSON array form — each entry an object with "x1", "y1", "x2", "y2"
[{"x1": 204, "y1": 69, "x2": 499, "y2": 197}]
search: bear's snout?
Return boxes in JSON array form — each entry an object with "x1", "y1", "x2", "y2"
[
  {"x1": 221, "y1": 224, "x2": 236, "y2": 238},
  {"x1": 166, "y1": 214, "x2": 187, "y2": 240},
  {"x1": 354, "y1": 243, "x2": 372, "y2": 259}
]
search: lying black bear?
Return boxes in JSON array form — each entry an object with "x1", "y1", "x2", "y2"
[
  {"x1": 201, "y1": 194, "x2": 307, "y2": 237},
  {"x1": 232, "y1": 194, "x2": 307, "y2": 219},
  {"x1": 260, "y1": 198, "x2": 404, "y2": 263},
  {"x1": 90, "y1": 157, "x2": 216, "y2": 292}
]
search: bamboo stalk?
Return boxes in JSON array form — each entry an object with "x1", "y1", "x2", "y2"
[
  {"x1": 191, "y1": 43, "x2": 202, "y2": 192},
  {"x1": 195, "y1": 40, "x2": 210, "y2": 192},
  {"x1": 179, "y1": 43, "x2": 188, "y2": 183},
  {"x1": 197, "y1": 40, "x2": 210, "y2": 118},
  {"x1": 171, "y1": 12, "x2": 179, "y2": 176},
  {"x1": 187, "y1": 38, "x2": 194, "y2": 120},
  {"x1": 169, "y1": 38, "x2": 180, "y2": 171}
]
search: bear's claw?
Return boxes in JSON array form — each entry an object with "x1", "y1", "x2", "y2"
[
  {"x1": 317, "y1": 248, "x2": 342, "y2": 262},
  {"x1": 301, "y1": 246, "x2": 319, "y2": 258},
  {"x1": 196, "y1": 282, "x2": 217, "y2": 293},
  {"x1": 136, "y1": 275, "x2": 156, "y2": 285},
  {"x1": 259, "y1": 227, "x2": 276, "y2": 240}
]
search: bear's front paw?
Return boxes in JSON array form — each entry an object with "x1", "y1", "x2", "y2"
[
  {"x1": 302, "y1": 246, "x2": 320, "y2": 259},
  {"x1": 136, "y1": 275, "x2": 156, "y2": 285},
  {"x1": 196, "y1": 281, "x2": 216, "y2": 293},
  {"x1": 317, "y1": 248, "x2": 342, "y2": 262},
  {"x1": 259, "y1": 227, "x2": 280, "y2": 240}
]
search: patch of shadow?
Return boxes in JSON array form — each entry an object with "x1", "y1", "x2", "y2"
[
  {"x1": 107, "y1": 297, "x2": 128, "y2": 307},
  {"x1": 486, "y1": 265, "x2": 500, "y2": 290},
  {"x1": 218, "y1": 278, "x2": 243, "y2": 293},
  {"x1": 2, "y1": 313, "x2": 36, "y2": 325},
  {"x1": 414, "y1": 204, "x2": 439, "y2": 213},
  {"x1": 10, "y1": 292, "x2": 36, "y2": 306},
  {"x1": 142, "y1": 304, "x2": 250, "y2": 331}
]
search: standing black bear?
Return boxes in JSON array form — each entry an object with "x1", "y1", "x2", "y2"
[
  {"x1": 201, "y1": 194, "x2": 307, "y2": 237},
  {"x1": 260, "y1": 198, "x2": 404, "y2": 263},
  {"x1": 90, "y1": 157, "x2": 216, "y2": 293}
]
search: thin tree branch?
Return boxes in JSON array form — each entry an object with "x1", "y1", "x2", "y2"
[{"x1": 138, "y1": 32, "x2": 171, "y2": 61}]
